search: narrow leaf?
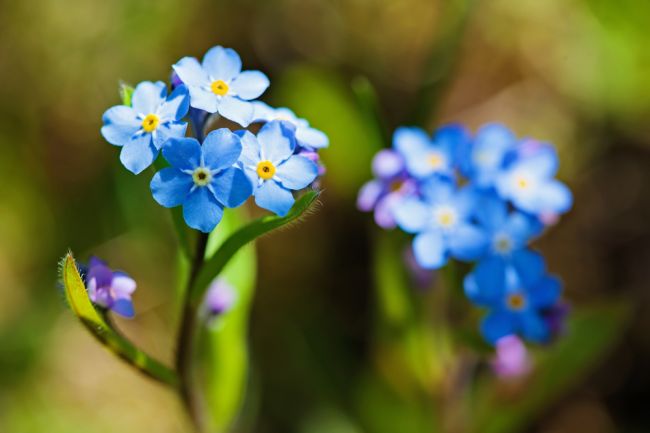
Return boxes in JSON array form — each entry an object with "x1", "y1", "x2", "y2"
[
  {"x1": 61, "y1": 252, "x2": 178, "y2": 388},
  {"x1": 119, "y1": 82, "x2": 134, "y2": 106}
]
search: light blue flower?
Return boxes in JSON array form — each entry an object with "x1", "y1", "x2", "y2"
[
  {"x1": 459, "y1": 123, "x2": 516, "y2": 187},
  {"x1": 495, "y1": 142, "x2": 573, "y2": 217},
  {"x1": 393, "y1": 125, "x2": 468, "y2": 179},
  {"x1": 150, "y1": 129, "x2": 253, "y2": 233},
  {"x1": 173, "y1": 46, "x2": 270, "y2": 127},
  {"x1": 252, "y1": 101, "x2": 329, "y2": 150},
  {"x1": 464, "y1": 254, "x2": 562, "y2": 344},
  {"x1": 393, "y1": 179, "x2": 488, "y2": 269},
  {"x1": 101, "y1": 81, "x2": 189, "y2": 174},
  {"x1": 238, "y1": 120, "x2": 318, "y2": 216}
]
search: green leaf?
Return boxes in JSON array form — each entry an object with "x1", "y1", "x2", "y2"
[
  {"x1": 119, "y1": 82, "x2": 134, "y2": 106},
  {"x1": 188, "y1": 190, "x2": 321, "y2": 306},
  {"x1": 467, "y1": 301, "x2": 631, "y2": 433},
  {"x1": 60, "y1": 252, "x2": 178, "y2": 388}
]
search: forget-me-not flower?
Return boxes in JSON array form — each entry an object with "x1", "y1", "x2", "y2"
[
  {"x1": 252, "y1": 101, "x2": 329, "y2": 150},
  {"x1": 101, "y1": 81, "x2": 190, "y2": 174},
  {"x1": 150, "y1": 129, "x2": 253, "y2": 233},
  {"x1": 393, "y1": 179, "x2": 488, "y2": 269},
  {"x1": 393, "y1": 125, "x2": 468, "y2": 179},
  {"x1": 238, "y1": 120, "x2": 318, "y2": 216},
  {"x1": 495, "y1": 142, "x2": 573, "y2": 217},
  {"x1": 459, "y1": 123, "x2": 516, "y2": 188},
  {"x1": 173, "y1": 46, "x2": 270, "y2": 127},
  {"x1": 84, "y1": 257, "x2": 137, "y2": 318}
]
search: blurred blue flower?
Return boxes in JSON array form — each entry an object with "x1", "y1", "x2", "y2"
[
  {"x1": 150, "y1": 129, "x2": 253, "y2": 233},
  {"x1": 393, "y1": 179, "x2": 487, "y2": 269},
  {"x1": 357, "y1": 149, "x2": 416, "y2": 229},
  {"x1": 464, "y1": 253, "x2": 562, "y2": 344},
  {"x1": 84, "y1": 257, "x2": 136, "y2": 318},
  {"x1": 173, "y1": 46, "x2": 270, "y2": 127},
  {"x1": 459, "y1": 123, "x2": 516, "y2": 187},
  {"x1": 238, "y1": 121, "x2": 318, "y2": 216},
  {"x1": 101, "y1": 81, "x2": 189, "y2": 174},
  {"x1": 495, "y1": 141, "x2": 573, "y2": 217},
  {"x1": 393, "y1": 125, "x2": 468, "y2": 179},
  {"x1": 252, "y1": 102, "x2": 329, "y2": 150}
]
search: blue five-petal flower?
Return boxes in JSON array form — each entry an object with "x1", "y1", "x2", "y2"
[
  {"x1": 173, "y1": 46, "x2": 270, "y2": 127},
  {"x1": 150, "y1": 129, "x2": 253, "y2": 233},
  {"x1": 101, "y1": 81, "x2": 190, "y2": 174},
  {"x1": 238, "y1": 120, "x2": 318, "y2": 216}
]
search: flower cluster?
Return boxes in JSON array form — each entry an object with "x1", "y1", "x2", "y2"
[
  {"x1": 101, "y1": 45, "x2": 327, "y2": 232},
  {"x1": 358, "y1": 123, "x2": 572, "y2": 345}
]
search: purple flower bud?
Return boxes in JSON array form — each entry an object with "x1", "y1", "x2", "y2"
[
  {"x1": 203, "y1": 278, "x2": 235, "y2": 321},
  {"x1": 542, "y1": 302, "x2": 570, "y2": 338},
  {"x1": 372, "y1": 149, "x2": 404, "y2": 179},
  {"x1": 170, "y1": 70, "x2": 184, "y2": 89},
  {"x1": 85, "y1": 257, "x2": 136, "y2": 318},
  {"x1": 491, "y1": 335, "x2": 531, "y2": 379}
]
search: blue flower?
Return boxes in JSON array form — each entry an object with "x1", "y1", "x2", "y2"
[
  {"x1": 495, "y1": 141, "x2": 573, "y2": 217},
  {"x1": 393, "y1": 125, "x2": 469, "y2": 179},
  {"x1": 84, "y1": 257, "x2": 136, "y2": 318},
  {"x1": 238, "y1": 120, "x2": 318, "y2": 216},
  {"x1": 464, "y1": 255, "x2": 562, "y2": 344},
  {"x1": 252, "y1": 102, "x2": 329, "y2": 150},
  {"x1": 101, "y1": 81, "x2": 190, "y2": 174},
  {"x1": 393, "y1": 179, "x2": 488, "y2": 269},
  {"x1": 459, "y1": 123, "x2": 516, "y2": 187},
  {"x1": 173, "y1": 46, "x2": 270, "y2": 127},
  {"x1": 150, "y1": 129, "x2": 253, "y2": 233}
]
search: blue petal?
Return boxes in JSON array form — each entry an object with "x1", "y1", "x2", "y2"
[
  {"x1": 433, "y1": 124, "x2": 468, "y2": 164},
  {"x1": 519, "y1": 311, "x2": 550, "y2": 343},
  {"x1": 475, "y1": 193, "x2": 508, "y2": 231},
  {"x1": 258, "y1": 121, "x2": 295, "y2": 163},
  {"x1": 251, "y1": 101, "x2": 277, "y2": 122},
  {"x1": 150, "y1": 167, "x2": 193, "y2": 208},
  {"x1": 162, "y1": 137, "x2": 201, "y2": 170},
  {"x1": 419, "y1": 178, "x2": 455, "y2": 205},
  {"x1": 468, "y1": 256, "x2": 507, "y2": 305},
  {"x1": 219, "y1": 96, "x2": 254, "y2": 127},
  {"x1": 481, "y1": 311, "x2": 516, "y2": 345},
  {"x1": 210, "y1": 167, "x2": 252, "y2": 208},
  {"x1": 393, "y1": 197, "x2": 431, "y2": 233},
  {"x1": 448, "y1": 223, "x2": 488, "y2": 261},
  {"x1": 516, "y1": 145, "x2": 559, "y2": 179},
  {"x1": 393, "y1": 126, "x2": 430, "y2": 157},
  {"x1": 296, "y1": 125, "x2": 329, "y2": 150},
  {"x1": 357, "y1": 180, "x2": 384, "y2": 212},
  {"x1": 275, "y1": 155, "x2": 318, "y2": 190},
  {"x1": 450, "y1": 185, "x2": 479, "y2": 220},
  {"x1": 255, "y1": 180, "x2": 295, "y2": 216},
  {"x1": 230, "y1": 70, "x2": 269, "y2": 100},
  {"x1": 112, "y1": 299, "x2": 135, "y2": 319},
  {"x1": 413, "y1": 230, "x2": 448, "y2": 269},
  {"x1": 173, "y1": 57, "x2": 210, "y2": 87},
  {"x1": 183, "y1": 187, "x2": 225, "y2": 233},
  {"x1": 528, "y1": 275, "x2": 561, "y2": 309},
  {"x1": 503, "y1": 212, "x2": 542, "y2": 249},
  {"x1": 120, "y1": 134, "x2": 158, "y2": 174},
  {"x1": 153, "y1": 121, "x2": 188, "y2": 149},
  {"x1": 101, "y1": 106, "x2": 139, "y2": 146},
  {"x1": 186, "y1": 86, "x2": 219, "y2": 113},
  {"x1": 202, "y1": 46, "x2": 242, "y2": 81},
  {"x1": 132, "y1": 81, "x2": 166, "y2": 114},
  {"x1": 238, "y1": 130, "x2": 261, "y2": 167},
  {"x1": 371, "y1": 149, "x2": 403, "y2": 179},
  {"x1": 158, "y1": 85, "x2": 190, "y2": 121},
  {"x1": 511, "y1": 249, "x2": 545, "y2": 287},
  {"x1": 534, "y1": 179, "x2": 573, "y2": 214},
  {"x1": 202, "y1": 128, "x2": 242, "y2": 170}
]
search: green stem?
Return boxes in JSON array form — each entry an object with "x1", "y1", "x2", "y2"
[{"x1": 176, "y1": 232, "x2": 209, "y2": 430}]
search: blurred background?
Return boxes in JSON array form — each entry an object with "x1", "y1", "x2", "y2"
[{"x1": 0, "y1": 0, "x2": 649, "y2": 432}]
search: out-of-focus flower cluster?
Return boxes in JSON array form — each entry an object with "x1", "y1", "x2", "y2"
[
  {"x1": 358, "y1": 124, "x2": 572, "y2": 346},
  {"x1": 101, "y1": 45, "x2": 327, "y2": 233}
]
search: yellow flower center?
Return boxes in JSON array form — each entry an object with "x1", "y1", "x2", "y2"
[
  {"x1": 516, "y1": 176, "x2": 530, "y2": 189},
  {"x1": 192, "y1": 167, "x2": 212, "y2": 186},
  {"x1": 428, "y1": 152, "x2": 445, "y2": 169},
  {"x1": 210, "y1": 80, "x2": 229, "y2": 96},
  {"x1": 389, "y1": 180, "x2": 404, "y2": 193},
  {"x1": 434, "y1": 207, "x2": 457, "y2": 228},
  {"x1": 507, "y1": 293, "x2": 527, "y2": 311},
  {"x1": 256, "y1": 160, "x2": 276, "y2": 180},
  {"x1": 141, "y1": 114, "x2": 160, "y2": 133},
  {"x1": 494, "y1": 234, "x2": 513, "y2": 254}
]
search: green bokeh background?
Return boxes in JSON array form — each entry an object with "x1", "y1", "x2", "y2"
[{"x1": 0, "y1": 0, "x2": 648, "y2": 432}]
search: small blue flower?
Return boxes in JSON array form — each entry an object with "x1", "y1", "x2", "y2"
[
  {"x1": 252, "y1": 102, "x2": 329, "y2": 150},
  {"x1": 84, "y1": 257, "x2": 136, "y2": 318},
  {"x1": 459, "y1": 123, "x2": 516, "y2": 187},
  {"x1": 464, "y1": 252, "x2": 562, "y2": 344},
  {"x1": 495, "y1": 141, "x2": 573, "y2": 217},
  {"x1": 173, "y1": 46, "x2": 270, "y2": 127},
  {"x1": 393, "y1": 179, "x2": 488, "y2": 269},
  {"x1": 150, "y1": 129, "x2": 253, "y2": 233},
  {"x1": 238, "y1": 120, "x2": 318, "y2": 216},
  {"x1": 101, "y1": 81, "x2": 189, "y2": 174},
  {"x1": 393, "y1": 125, "x2": 469, "y2": 179}
]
